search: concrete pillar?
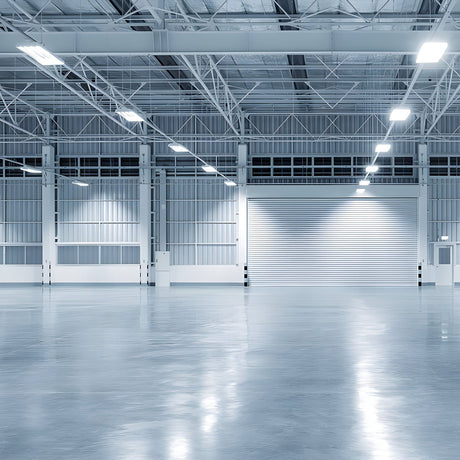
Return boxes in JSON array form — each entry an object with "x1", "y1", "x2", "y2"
[
  {"x1": 139, "y1": 144, "x2": 151, "y2": 284},
  {"x1": 41, "y1": 145, "x2": 56, "y2": 285}
]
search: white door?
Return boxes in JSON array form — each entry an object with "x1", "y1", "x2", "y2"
[
  {"x1": 248, "y1": 198, "x2": 418, "y2": 286},
  {"x1": 435, "y1": 245, "x2": 453, "y2": 286}
]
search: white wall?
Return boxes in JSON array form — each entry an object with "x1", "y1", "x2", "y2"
[{"x1": 53, "y1": 265, "x2": 140, "y2": 283}]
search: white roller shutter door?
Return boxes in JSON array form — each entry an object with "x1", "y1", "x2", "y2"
[{"x1": 248, "y1": 198, "x2": 418, "y2": 286}]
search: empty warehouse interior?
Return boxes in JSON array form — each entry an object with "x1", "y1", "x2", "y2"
[{"x1": 2, "y1": 0, "x2": 460, "y2": 458}]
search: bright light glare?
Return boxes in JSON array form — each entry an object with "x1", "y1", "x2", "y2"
[
  {"x1": 375, "y1": 144, "x2": 391, "y2": 153},
  {"x1": 390, "y1": 108, "x2": 411, "y2": 121},
  {"x1": 116, "y1": 109, "x2": 144, "y2": 122},
  {"x1": 168, "y1": 143, "x2": 189, "y2": 153},
  {"x1": 17, "y1": 45, "x2": 64, "y2": 66},
  {"x1": 224, "y1": 180, "x2": 236, "y2": 186},
  {"x1": 169, "y1": 437, "x2": 189, "y2": 459},
  {"x1": 20, "y1": 166, "x2": 42, "y2": 174},
  {"x1": 202, "y1": 165, "x2": 217, "y2": 173},
  {"x1": 72, "y1": 180, "x2": 89, "y2": 187},
  {"x1": 417, "y1": 42, "x2": 448, "y2": 63},
  {"x1": 441, "y1": 235, "x2": 449, "y2": 241},
  {"x1": 356, "y1": 188, "x2": 365, "y2": 194},
  {"x1": 366, "y1": 165, "x2": 379, "y2": 173},
  {"x1": 359, "y1": 180, "x2": 370, "y2": 186}
]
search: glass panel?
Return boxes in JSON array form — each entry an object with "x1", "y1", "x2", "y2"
[{"x1": 439, "y1": 247, "x2": 451, "y2": 265}]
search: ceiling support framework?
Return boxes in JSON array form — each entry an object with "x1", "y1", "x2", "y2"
[
  {"x1": 3, "y1": 112, "x2": 460, "y2": 144},
  {"x1": 364, "y1": 0, "x2": 459, "y2": 179}
]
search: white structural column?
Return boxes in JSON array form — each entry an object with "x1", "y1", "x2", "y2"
[
  {"x1": 418, "y1": 143, "x2": 429, "y2": 281},
  {"x1": 237, "y1": 144, "x2": 248, "y2": 283},
  {"x1": 158, "y1": 169, "x2": 167, "y2": 252},
  {"x1": 139, "y1": 144, "x2": 151, "y2": 284},
  {"x1": 42, "y1": 144, "x2": 56, "y2": 285},
  {"x1": 154, "y1": 169, "x2": 170, "y2": 286}
]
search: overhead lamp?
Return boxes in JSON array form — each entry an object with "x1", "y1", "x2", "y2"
[
  {"x1": 356, "y1": 188, "x2": 365, "y2": 194},
  {"x1": 416, "y1": 42, "x2": 448, "y2": 64},
  {"x1": 366, "y1": 165, "x2": 379, "y2": 173},
  {"x1": 72, "y1": 180, "x2": 89, "y2": 187},
  {"x1": 168, "y1": 143, "x2": 189, "y2": 153},
  {"x1": 375, "y1": 143, "x2": 391, "y2": 153},
  {"x1": 224, "y1": 180, "x2": 236, "y2": 186},
  {"x1": 20, "y1": 166, "x2": 42, "y2": 174},
  {"x1": 390, "y1": 108, "x2": 411, "y2": 121},
  {"x1": 359, "y1": 180, "x2": 370, "y2": 186},
  {"x1": 116, "y1": 107, "x2": 145, "y2": 122},
  {"x1": 17, "y1": 44, "x2": 64, "y2": 66},
  {"x1": 441, "y1": 235, "x2": 449, "y2": 241},
  {"x1": 202, "y1": 165, "x2": 217, "y2": 173}
]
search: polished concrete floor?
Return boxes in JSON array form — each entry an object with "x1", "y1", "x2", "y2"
[{"x1": 1, "y1": 285, "x2": 460, "y2": 459}]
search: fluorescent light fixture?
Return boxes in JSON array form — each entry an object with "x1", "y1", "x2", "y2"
[
  {"x1": 416, "y1": 42, "x2": 448, "y2": 64},
  {"x1": 359, "y1": 180, "x2": 370, "y2": 186},
  {"x1": 168, "y1": 143, "x2": 189, "y2": 153},
  {"x1": 116, "y1": 108, "x2": 144, "y2": 122},
  {"x1": 20, "y1": 166, "x2": 42, "y2": 174},
  {"x1": 202, "y1": 165, "x2": 217, "y2": 173},
  {"x1": 72, "y1": 180, "x2": 89, "y2": 187},
  {"x1": 375, "y1": 143, "x2": 391, "y2": 153},
  {"x1": 17, "y1": 44, "x2": 64, "y2": 66},
  {"x1": 390, "y1": 107, "x2": 411, "y2": 121},
  {"x1": 224, "y1": 180, "x2": 236, "y2": 186},
  {"x1": 441, "y1": 235, "x2": 449, "y2": 241},
  {"x1": 366, "y1": 165, "x2": 379, "y2": 173},
  {"x1": 356, "y1": 188, "x2": 365, "y2": 194}
]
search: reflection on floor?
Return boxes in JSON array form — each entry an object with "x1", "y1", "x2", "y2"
[{"x1": 0, "y1": 285, "x2": 459, "y2": 459}]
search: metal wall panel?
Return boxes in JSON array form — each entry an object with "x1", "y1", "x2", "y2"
[
  {"x1": 163, "y1": 178, "x2": 237, "y2": 265},
  {"x1": 428, "y1": 178, "x2": 460, "y2": 264},
  {"x1": 57, "y1": 178, "x2": 139, "y2": 243},
  {"x1": 0, "y1": 179, "x2": 42, "y2": 244},
  {"x1": 248, "y1": 198, "x2": 418, "y2": 286},
  {"x1": 56, "y1": 178, "x2": 140, "y2": 264},
  {"x1": 0, "y1": 179, "x2": 42, "y2": 264}
]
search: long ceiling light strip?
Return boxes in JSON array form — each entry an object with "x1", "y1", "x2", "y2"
[
  {"x1": 3, "y1": 158, "x2": 89, "y2": 187},
  {"x1": 15, "y1": 40, "x2": 237, "y2": 188},
  {"x1": 167, "y1": 142, "x2": 237, "y2": 185},
  {"x1": 358, "y1": 0, "x2": 455, "y2": 189},
  {"x1": 359, "y1": 35, "x2": 451, "y2": 188},
  {"x1": 17, "y1": 44, "x2": 64, "y2": 66}
]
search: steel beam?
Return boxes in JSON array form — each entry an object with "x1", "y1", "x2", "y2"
[{"x1": 2, "y1": 30, "x2": 460, "y2": 56}]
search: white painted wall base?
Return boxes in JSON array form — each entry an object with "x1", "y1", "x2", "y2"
[
  {"x1": 421, "y1": 265, "x2": 460, "y2": 285},
  {"x1": 53, "y1": 265, "x2": 141, "y2": 283},
  {"x1": 0, "y1": 266, "x2": 42, "y2": 283},
  {"x1": 169, "y1": 265, "x2": 243, "y2": 284}
]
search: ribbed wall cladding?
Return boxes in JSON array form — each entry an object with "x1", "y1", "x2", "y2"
[
  {"x1": 0, "y1": 180, "x2": 42, "y2": 244},
  {"x1": 163, "y1": 178, "x2": 238, "y2": 265},
  {"x1": 428, "y1": 116, "x2": 460, "y2": 154},
  {"x1": 248, "y1": 198, "x2": 418, "y2": 286},
  {"x1": 248, "y1": 114, "x2": 418, "y2": 155},
  {"x1": 55, "y1": 116, "x2": 138, "y2": 155},
  {"x1": 428, "y1": 178, "x2": 460, "y2": 263},
  {"x1": 57, "y1": 178, "x2": 139, "y2": 243}
]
